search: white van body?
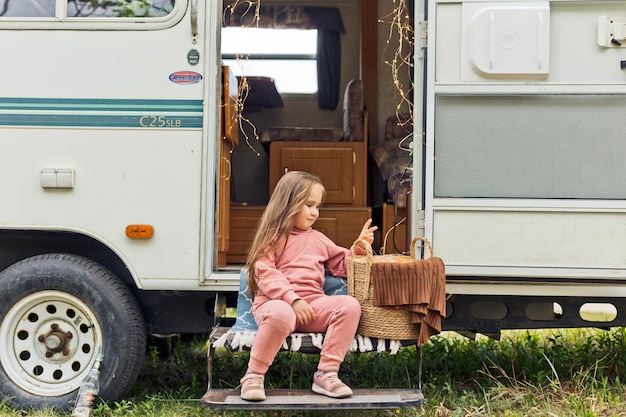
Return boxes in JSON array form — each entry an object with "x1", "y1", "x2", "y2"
[
  {"x1": 0, "y1": 0, "x2": 231, "y2": 409},
  {"x1": 1, "y1": 0, "x2": 626, "y2": 410},
  {"x1": 0, "y1": 1, "x2": 229, "y2": 290}
]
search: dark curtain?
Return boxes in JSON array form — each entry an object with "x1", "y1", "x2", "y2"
[
  {"x1": 316, "y1": 29, "x2": 342, "y2": 109},
  {"x1": 223, "y1": 5, "x2": 344, "y2": 110},
  {"x1": 304, "y1": 7, "x2": 344, "y2": 110}
]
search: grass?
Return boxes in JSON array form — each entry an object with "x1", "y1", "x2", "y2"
[{"x1": 4, "y1": 328, "x2": 626, "y2": 416}]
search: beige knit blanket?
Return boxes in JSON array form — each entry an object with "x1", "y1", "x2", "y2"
[{"x1": 371, "y1": 257, "x2": 446, "y2": 345}]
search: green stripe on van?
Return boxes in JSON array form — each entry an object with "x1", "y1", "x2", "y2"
[{"x1": 0, "y1": 98, "x2": 203, "y2": 128}]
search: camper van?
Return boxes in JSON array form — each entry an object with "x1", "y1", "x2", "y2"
[{"x1": 2, "y1": 0, "x2": 626, "y2": 410}]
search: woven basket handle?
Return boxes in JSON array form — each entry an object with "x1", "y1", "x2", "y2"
[
  {"x1": 409, "y1": 237, "x2": 434, "y2": 259},
  {"x1": 350, "y1": 238, "x2": 374, "y2": 262},
  {"x1": 349, "y1": 238, "x2": 373, "y2": 296}
]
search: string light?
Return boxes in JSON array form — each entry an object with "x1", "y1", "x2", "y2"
[
  {"x1": 223, "y1": 1, "x2": 262, "y2": 155},
  {"x1": 380, "y1": 0, "x2": 414, "y2": 130},
  {"x1": 379, "y1": 0, "x2": 417, "y2": 254}
]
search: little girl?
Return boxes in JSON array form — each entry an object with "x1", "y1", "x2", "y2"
[{"x1": 240, "y1": 171, "x2": 377, "y2": 401}]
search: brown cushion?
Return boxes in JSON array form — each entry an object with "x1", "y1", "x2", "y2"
[
  {"x1": 370, "y1": 137, "x2": 412, "y2": 180},
  {"x1": 385, "y1": 113, "x2": 413, "y2": 141},
  {"x1": 387, "y1": 172, "x2": 412, "y2": 208},
  {"x1": 343, "y1": 79, "x2": 364, "y2": 142},
  {"x1": 260, "y1": 127, "x2": 344, "y2": 143}
]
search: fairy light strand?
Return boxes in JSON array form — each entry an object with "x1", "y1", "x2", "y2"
[
  {"x1": 223, "y1": 0, "x2": 262, "y2": 155},
  {"x1": 380, "y1": 0, "x2": 414, "y2": 129}
]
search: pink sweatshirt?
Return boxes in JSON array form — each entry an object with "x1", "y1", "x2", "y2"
[{"x1": 253, "y1": 227, "x2": 349, "y2": 308}]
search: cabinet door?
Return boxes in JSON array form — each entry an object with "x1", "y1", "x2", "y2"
[
  {"x1": 279, "y1": 146, "x2": 353, "y2": 204},
  {"x1": 314, "y1": 207, "x2": 372, "y2": 248},
  {"x1": 270, "y1": 141, "x2": 367, "y2": 206}
]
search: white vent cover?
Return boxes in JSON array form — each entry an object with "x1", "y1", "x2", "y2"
[{"x1": 462, "y1": 2, "x2": 550, "y2": 80}]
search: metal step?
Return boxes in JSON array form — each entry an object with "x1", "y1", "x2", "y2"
[{"x1": 202, "y1": 388, "x2": 424, "y2": 410}]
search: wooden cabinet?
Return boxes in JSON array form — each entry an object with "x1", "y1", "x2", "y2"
[
  {"x1": 228, "y1": 110, "x2": 370, "y2": 265},
  {"x1": 228, "y1": 205, "x2": 372, "y2": 264},
  {"x1": 313, "y1": 206, "x2": 372, "y2": 248},
  {"x1": 226, "y1": 205, "x2": 264, "y2": 264},
  {"x1": 269, "y1": 141, "x2": 367, "y2": 207},
  {"x1": 381, "y1": 202, "x2": 408, "y2": 255}
]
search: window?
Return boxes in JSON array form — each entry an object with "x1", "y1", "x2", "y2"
[
  {"x1": 67, "y1": 0, "x2": 174, "y2": 18},
  {"x1": 0, "y1": 0, "x2": 54, "y2": 17},
  {"x1": 0, "y1": 0, "x2": 175, "y2": 18},
  {"x1": 221, "y1": 27, "x2": 318, "y2": 94}
]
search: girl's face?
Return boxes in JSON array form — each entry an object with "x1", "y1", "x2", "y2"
[{"x1": 293, "y1": 183, "x2": 324, "y2": 230}]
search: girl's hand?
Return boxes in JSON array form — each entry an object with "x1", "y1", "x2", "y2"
[
  {"x1": 292, "y1": 299, "x2": 316, "y2": 326},
  {"x1": 352, "y1": 219, "x2": 378, "y2": 255}
]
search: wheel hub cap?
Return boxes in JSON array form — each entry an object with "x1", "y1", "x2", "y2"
[{"x1": 0, "y1": 291, "x2": 102, "y2": 397}]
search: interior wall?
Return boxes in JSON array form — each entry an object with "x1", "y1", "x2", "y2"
[
  {"x1": 376, "y1": 1, "x2": 413, "y2": 145},
  {"x1": 373, "y1": 0, "x2": 413, "y2": 206}
]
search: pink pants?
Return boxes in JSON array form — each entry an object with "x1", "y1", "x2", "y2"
[{"x1": 247, "y1": 294, "x2": 361, "y2": 374}]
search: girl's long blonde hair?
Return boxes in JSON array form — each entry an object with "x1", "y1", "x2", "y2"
[{"x1": 245, "y1": 171, "x2": 325, "y2": 294}]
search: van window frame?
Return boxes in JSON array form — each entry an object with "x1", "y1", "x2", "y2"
[{"x1": 0, "y1": 0, "x2": 186, "y2": 29}]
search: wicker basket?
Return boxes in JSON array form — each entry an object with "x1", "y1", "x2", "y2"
[{"x1": 347, "y1": 237, "x2": 434, "y2": 340}]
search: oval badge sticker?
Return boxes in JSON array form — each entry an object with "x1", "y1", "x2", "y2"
[{"x1": 169, "y1": 71, "x2": 203, "y2": 85}]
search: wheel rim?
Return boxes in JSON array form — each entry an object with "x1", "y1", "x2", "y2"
[{"x1": 0, "y1": 290, "x2": 103, "y2": 397}]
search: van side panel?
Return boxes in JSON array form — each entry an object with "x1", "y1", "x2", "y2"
[
  {"x1": 427, "y1": 0, "x2": 626, "y2": 296},
  {"x1": 0, "y1": 8, "x2": 207, "y2": 283}
]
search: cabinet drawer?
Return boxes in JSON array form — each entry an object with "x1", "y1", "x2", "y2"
[{"x1": 227, "y1": 205, "x2": 371, "y2": 264}]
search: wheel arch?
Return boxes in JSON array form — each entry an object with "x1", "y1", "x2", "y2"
[
  {"x1": 0, "y1": 228, "x2": 223, "y2": 335},
  {"x1": 0, "y1": 229, "x2": 136, "y2": 290}
]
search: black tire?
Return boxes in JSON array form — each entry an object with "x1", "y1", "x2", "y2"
[{"x1": 0, "y1": 253, "x2": 146, "y2": 411}]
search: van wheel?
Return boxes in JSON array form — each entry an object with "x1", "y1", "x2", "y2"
[{"x1": 0, "y1": 254, "x2": 146, "y2": 411}]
